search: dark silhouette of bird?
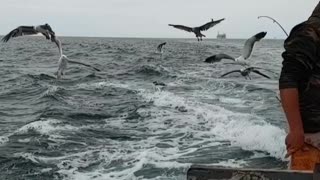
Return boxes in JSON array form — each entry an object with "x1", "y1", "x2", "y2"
[
  {"x1": 204, "y1": 53, "x2": 235, "y2": 63},
  {"x1": 169, "y1": 18, "x2": 225, "y2": 41},
  {"x1": 2, "y1": 23, "x2": 56, "y2": 42},
  {"x1": 157, "y1": 42, "x2": 167, "y2": 53},
  {"x1": 220, "y1": 67, "x2": 271, "y2": 80}
]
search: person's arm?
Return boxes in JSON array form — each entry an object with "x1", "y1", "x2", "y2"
[
  {"x1": 279, "y1": 27, "x2": 316, "y2": 156},
  {"x1": 280, "y1": 88, "x2": 304, "y2": 157},
  {"x1": 280, "y1": 89, "x2": 303, "y2": 133}
]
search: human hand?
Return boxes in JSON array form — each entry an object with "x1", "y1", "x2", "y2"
[{"x1": 285, "y1": 131, "x2": 308, "y2": 158}]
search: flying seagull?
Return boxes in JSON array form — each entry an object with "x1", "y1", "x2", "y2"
[
  {"x1": 220, "y1": 67, "x2": 271, "y2": 80},
  {"x1": 236, "y1": 31, "x2": 267, "y2": 61},
  {"x1": 157, "y1": 42, "x2": 167, "y2": 53},
  {"x1": 55, "y1": 39, "x2": 100, "y2": 80},
  {"x1": 2, "y1": 24, "x2": 56, "y2": 43},
  {"x1": 169, "y1": 18, "x2": 225, "y2": 41},
  {"x1": 204, "y1": 53, "x2": 235, "y2": 63},
  {"x1": 204, "y1": 32, "x2": 267, "y2": 65}
]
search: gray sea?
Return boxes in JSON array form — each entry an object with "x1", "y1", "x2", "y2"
[{"x1": 0, "y1": 37, "x2": 287, "y2": 180}]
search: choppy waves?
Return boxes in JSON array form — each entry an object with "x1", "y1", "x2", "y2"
[{"x1": 0, "y1": 37, "x2": 286, "y2": 179}]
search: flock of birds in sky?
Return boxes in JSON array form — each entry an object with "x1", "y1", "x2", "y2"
[{"x1": 0, "y1": 16, "x2": 288, "y2": 81}]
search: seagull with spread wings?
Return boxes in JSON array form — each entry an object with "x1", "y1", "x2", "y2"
[
  {"x1": 169, "y1": 18, "x2": 225, "y2": 41},
  {"x1": 2, "y1": 23, "x2": 61, "y2": 54},
  {"x1": 204, "y1": 31, "x2": 267, "y2": 64},
  {"x1": 55, "y1": 39, "x2": 101, "y2": 80},
  {"x1": 1, "y1": 24, "x2": 100, "y2": 79},
  {"x1": 220, "y1": 67, "x2": 271, "y2": 80},
  {"x1": 2, "y1": 24, "x2": 56, "y2": 42}
]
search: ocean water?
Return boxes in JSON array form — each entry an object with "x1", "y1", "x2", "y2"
[{"x1": 0, "y1": 36, "x2": 287, "y2": 180}]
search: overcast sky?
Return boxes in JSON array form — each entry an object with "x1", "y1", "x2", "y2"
[{"x1": 1, "y1": 0, "x2": 319, "y2": 39}]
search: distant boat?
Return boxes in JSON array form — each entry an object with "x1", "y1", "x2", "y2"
[{"x1": 217, "y1": 32, "x2": 226, "y2": 39}]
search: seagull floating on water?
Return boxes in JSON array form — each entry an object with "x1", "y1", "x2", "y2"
[
  {"x1": 157, "y1": 42, "x2": 167, "y2": 53},
  {"x1": 204, "y1": 31, "x2": 267, "y2": 65},
  {"x1": 220, "y1": 67, "x2": 271, "y2": 80},
  {"x1": 169, "y1": 18, "x2": 225, "y2": 41}
]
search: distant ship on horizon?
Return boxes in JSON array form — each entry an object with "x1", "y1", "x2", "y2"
[{"x1": 217, "y1": 32, "x2": 226, "y2": 39}]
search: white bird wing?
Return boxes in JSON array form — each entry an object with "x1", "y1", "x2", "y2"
[
  {"x1": 53, "y1": 38, "x2": 63, "y2": 56},
  {"x1": 241, "y1": 32, "x2": 267, "y2": 59},
  {"x1": 168, "y1": 24, "x2": 193, "y2": 33},
  {"x1": 2, "y1": 26, "x2": 38, "y2": 42}
]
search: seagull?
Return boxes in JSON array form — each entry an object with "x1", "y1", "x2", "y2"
[
  {"x1": 204, "y1": 53, "x2": 235, "y2": 63},
  {"x1": 220, "y1": 67, "x2": 271, "y2": 80},
  {"x1": 204, "y1": 32, "x2": 267, "y2": 65},
  {"x1": 157, "y1": 42, "x2": 167, "y2": 53},
  {"x1": 236, "y1": 31, "x2": 267, "y2": 61},
  {"x1": 55, "y1": 39, "x2": 101, "y2": 80},
  {"x1": 169, "y1": 18, "x2": 225, "y2": 41},
  {"x1": 2, "y1": 24, "x2": 56, "y2": 43}
]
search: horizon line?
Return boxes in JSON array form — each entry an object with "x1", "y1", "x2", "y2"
[{"x1": 0, "y1": 34, "x2": 285, "y2": 40}]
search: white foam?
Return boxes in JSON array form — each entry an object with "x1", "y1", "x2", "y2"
[
  {"x1": 41, "y1": 168, "x2": 53, "y2": 173},
  {"x1": 12, "y1": 84, "x2": 286, "y2": 179},
  {"x1": 17, "y1": 138, "x2": 31, "y2": 143},
  {"x1": 0, "y1": 135, "x2": 9, "y2": 145},
  {"x1": 138, "y1": 89, "x2": 286, "y2": 160},
  {"x1": 219, "y1": 96, "x2": 244, "y2": 104},
  {"x1": 209, "y1": 159, "x2": 247, "y2": 168},
  {"x1": 14, "y1": 118, "x2": 79, "y2": 143},
  {"x1": 41, "y1": 85, "x2": 60, "y2": 97},
  {"x1": 77, "y1": 81, "x2": 130, "y2": 90},
  {"x1": 210, "y1": 118, "x2": 286, "y2": 159},
  {"x1": 14, "y1": 152, "x2": 39, "y2": 164},
  {"x1": 16, "y1": 119, "x2": 61, "y2": 135},
  {"x1": 139, "y1": 90, "x2": 187, "y2": 108}
]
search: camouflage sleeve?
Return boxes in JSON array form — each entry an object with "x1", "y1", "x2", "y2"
[{"x1": 279, "y1": 25, "x2": 318, "y2": 89}]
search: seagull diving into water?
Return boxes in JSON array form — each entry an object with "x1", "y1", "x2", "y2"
[
  {"x1": 2, "y1": 24, "x2": 56, "y2": 43},
  {"x1": 169, "y1": 18, "x2": 225, "y2": 41},
  {"x1": 220, "y1": 67, "x2": 271, "y2": 80},
  {"x1": 204, "y1": 32, "x2": 267, "y2": 64},
  {"x1": 157, "y1": 42, "x2": 167, "y2": 53},
  {"x1": 55, "y1": 39, "x2": 101, "y2": 80}
]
